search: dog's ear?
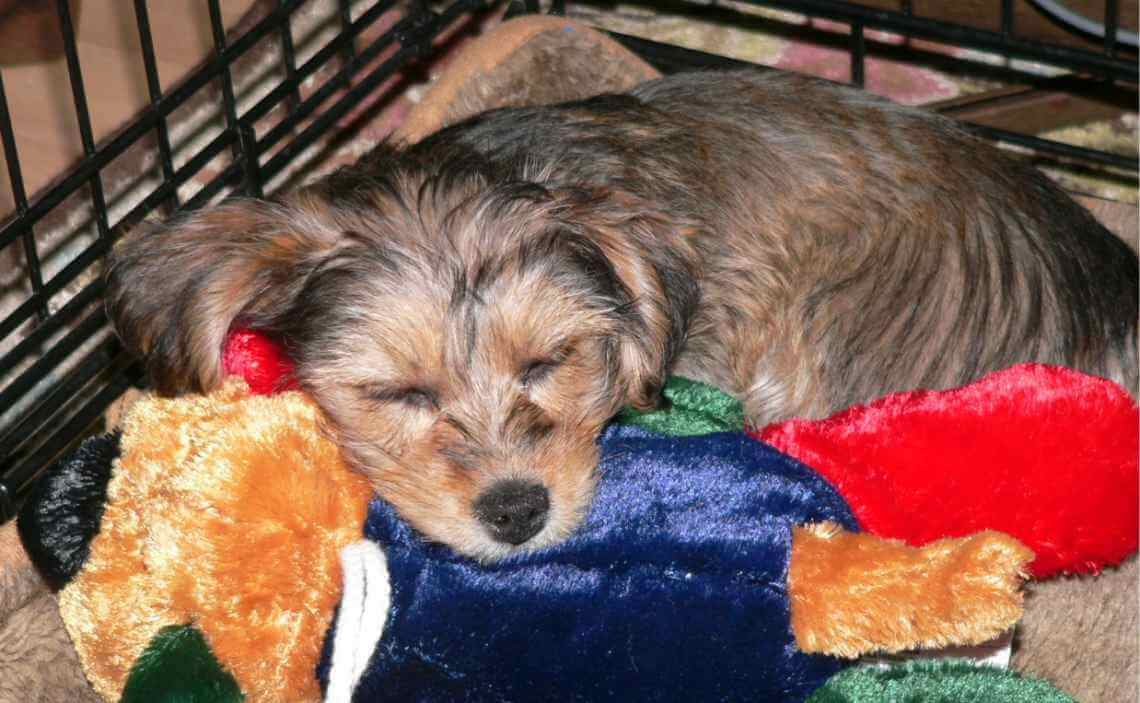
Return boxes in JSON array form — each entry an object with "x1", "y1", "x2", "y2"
[
  {"x1": 105, "y1": 198, "x2": 340, "y2": 395},
  {"x1": 555, "y1": 189, "x2": 700, "y2": 411}
]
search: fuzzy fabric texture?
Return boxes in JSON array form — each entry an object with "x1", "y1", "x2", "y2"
[
  {"x1": 789, "y1": 523, "x2": 1030, "y2": 658},
  {"x1": 756, "y1": 363, "x2": 1139, "y2": 579},
  {"x1": 325, "y1": 425, "x2": 860, "y2": 703},
  {"x1": 805, "y1": 661, "x2": 1076, "y2": 702},
  {"x1": 17, "y1": 432, "x2": 119, "y2": 590},
  {"x1": 0, "y1": 590, "x2": 102, "y2": 703},
  {"x1": 616, "y1": 374, "x2": 746, "y2": 436},
  {"x1": 1014, "y1": 558, "x2": 1139, "y2": 703},
  {"x1": 54, "y1": 381, "x2": 373, "y2": 702},
  {"x1": 222, "y1": 328, "x2": 298, "y2": 395}
]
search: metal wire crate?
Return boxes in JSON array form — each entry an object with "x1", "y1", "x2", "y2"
[
  {"x1": 0, "y1": 0, "x2": 494, "y2": 521},
  {"x1": 0, "y1": 0, "x2": 1135, "y2": 522}
]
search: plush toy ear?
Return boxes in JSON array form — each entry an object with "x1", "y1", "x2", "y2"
[
  {"x1": 756, "y1": 364, "x2": 1140, "y2": 578},
  {"x1": 17, "y1": 432, "x2": 120, "y2": 590}
]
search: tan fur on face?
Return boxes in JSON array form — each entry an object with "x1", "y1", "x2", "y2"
[{"x1": 304, "y1": 270, "x2": 616, "y2": 560}]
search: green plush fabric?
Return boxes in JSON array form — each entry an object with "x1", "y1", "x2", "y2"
[
  {"x1": 806, "y1": 662, "x2": 1075, "y2": 703},
  {"x1": 120, "y1": 625, "x2": 244, "y2": 703},
  {"x1": 617, "y1": 376, "x2": 745, "y2": 436}
]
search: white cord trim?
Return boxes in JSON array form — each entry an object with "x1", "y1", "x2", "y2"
[{"x1": 325, "y1": 540, "x2": 392, "y2": 703}]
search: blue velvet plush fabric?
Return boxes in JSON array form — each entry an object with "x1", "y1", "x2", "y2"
[{"x1": 324, "y1": 426, "x2": 858, "y2": 702}]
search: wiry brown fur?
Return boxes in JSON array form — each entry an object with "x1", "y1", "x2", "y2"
[{"x1": 106, "y1": 70, "x2": 1138, "y2": 560}]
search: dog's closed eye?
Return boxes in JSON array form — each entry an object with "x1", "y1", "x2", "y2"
[
  {"x1": 520, "y1": 360, "x2": 559, "y2": 388},
  {"x1": 520, "y1": 342, "x2": 577, "y2": 389},
  {"x1": 362, "y1": 384, "x2": 440, "y2": 411}
]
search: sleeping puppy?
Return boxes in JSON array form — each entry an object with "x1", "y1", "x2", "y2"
[{"x1": 106, "y1": 70, "x2": 1139, "y2": 561}]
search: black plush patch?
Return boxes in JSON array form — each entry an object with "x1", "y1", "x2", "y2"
[{"x1": 17, "y1": 432, "x2": 120, "y2": 590}]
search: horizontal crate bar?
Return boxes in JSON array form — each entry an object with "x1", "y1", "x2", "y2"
[
  {"x1": 966, "y1": 122, "x2": 1138, "y2": 170},
  {"x1": 0, "y1": 0, "x2": 311, "y2": 250},
  {"x1": 0, "y1": 329, "x2": 122, "y2": 469},
  {"x1": 0, "y1": 0, "x2": 414, "y2": 338},
  {"x1": 241, "y1": 0, "x2": 404, "y2": 154},
  {"x1": 191, "y1": 1, "x2": 487, "y2": 207},
  {"x1": 0, "y1": 307, "x2": 109, "y2": 416},
  {"x1": 732, "y1": 0, "x2": 1135, "y2": 81},
  {"x1": 608, "y1": 31, "x2": 759, "y2": 72},
  {"x1": 0, "y1": 324, "x2": 118, "y2": 466},
  {"x1": 0, "y1": 0, "x2": 407, "y2": 254},
  {"x1": 0, "y1": 279, "x2": 101, "y2": 380},
  {"x1": 3, "y1": 361, "x2": 141, "y2": 519}
]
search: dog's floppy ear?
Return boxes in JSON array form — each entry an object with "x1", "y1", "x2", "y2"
[
  {"x1": 105, "y1": 197, "x2": 340, "y2": 395},
  {"x1": 556, "y1": 188, "x2": 701, "y2": 411}
]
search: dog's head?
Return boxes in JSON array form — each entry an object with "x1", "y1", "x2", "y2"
[{"x1": 106, "y1": 152, "x2": 697, "y2": 560}]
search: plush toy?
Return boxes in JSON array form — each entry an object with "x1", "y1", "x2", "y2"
[{"x1": 17, "y1": 332, "x2": 1137, "y2": 702}]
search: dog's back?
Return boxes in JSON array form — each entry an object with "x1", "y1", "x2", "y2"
[{"x1": 410, "y1": 70, "x2": 1139, "y2": 422}]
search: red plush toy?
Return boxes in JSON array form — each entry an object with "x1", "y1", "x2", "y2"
[{"x1": 755, "y1": 364, "x2": 1138, "y2": 578}]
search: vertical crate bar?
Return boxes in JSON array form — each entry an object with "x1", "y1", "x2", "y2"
[
  {"x1": 133, "y1": 0, "x2": 180, "y2": 214},
  {"x1": 338, "y1": 0, "x2": 358, "y2": 62},
  {"x1": 276, "y1": 0, "x2": 303, "y2": 107},
  {"x1": 850, "y1": 22, "x2": 866, "y2": 89},
  {"x1": 57, "y1": 0, "x2": 112, "y2": 241},
  {"x1": 1104, "y1": 0, "x2": 1119, "y2": 58},
  {"x1": 0, "y1": 74, "x2": 48, "y2": 322},
  {"x1": 208, "y1": 0, "x2": 244, "y2": 163},
  {"x1": 1000, "y1": 0, "x2": 1014, "y2": 39},
  {"x1": 239, "y1": 124, "x2": 263, "y2": 198}
]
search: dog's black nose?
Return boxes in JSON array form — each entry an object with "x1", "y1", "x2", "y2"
[{"x1": 474, "y1": 480, "x2": 550, "y2": 545}]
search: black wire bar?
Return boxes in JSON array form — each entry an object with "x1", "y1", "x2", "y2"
[
  {"x1": 276, "y1": 0, "x2": 303, "y2": 107},
  {"x1": 0, "y1": 75, "x2": 48, "y2": 323},
  {"x1": 133, "y1": 0, "x2": 180, "y2": 214},
  {"x1": 56, "y1": 0, "x2": 112, "y2": 243},
  {"x1": 0, "y1": 0, "x2": 460, "y2": 362},
  {"x1": 850, "y1": 22, "x2": 865, "y2": 88},
  {"x1": 339, "y1": 0, "x2": 359, "y2": 62},
  {"x1": 1104, "y1": 0, "x2": 1119, "y2": 57},
  {"x1": 208, "y1": 0, "x2": 244, "y2": 162},
  {"x1": 731, "y1": 0, "x2": 1135, "y2": 82},
  {"x1": 0, "y1": 0, "x2": 401, "y2": 254}
]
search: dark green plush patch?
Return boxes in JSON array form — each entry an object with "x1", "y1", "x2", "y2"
[
  {"x1": 807, "y1": 661, "x2": 1075, "y2": 703},
  {"x1": 120, "y1": 625, "x2": 244, "y2": 703},
  {"x1": 617, "y1": 376, "x2": 745, "y2": 436}
]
